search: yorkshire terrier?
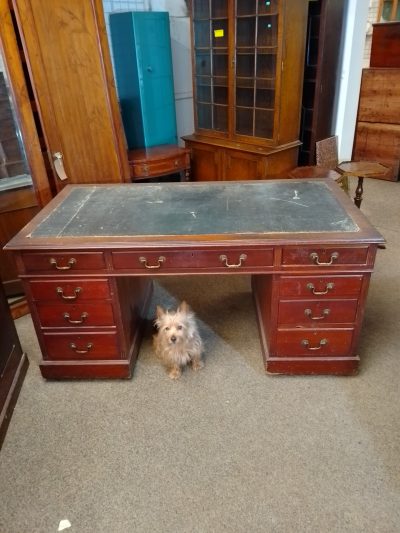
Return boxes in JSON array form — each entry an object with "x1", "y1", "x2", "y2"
[{"x1": 153, "y1": 301, "x2": 204, "y2": 379}]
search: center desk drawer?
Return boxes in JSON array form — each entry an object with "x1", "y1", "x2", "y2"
[
  {"x1": 112, "y1": 249, "x2": 274, "y2": 271},
  {"x1": 282, "y1": 247, "x2": 369, "y2": 267},
  {"x1": 36, "y1": 302, "x2": 115, "y2": 328},
  {"x1": 28, "y1": 279, "x2": 111, "y2": 301},
  {"x1": 42, "y1": 332, "x2": 119, "y2": 360},
  {"x1": 21, "y1": 252, "x2": 106, "y2": 273}
]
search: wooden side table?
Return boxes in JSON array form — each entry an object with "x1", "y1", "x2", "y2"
[
  {"x1": 128, "y1": 144, "x2": 191, "y2": 182},
  {"x1": 336, "y1": 161, "x2": 389, "y2": 208}
]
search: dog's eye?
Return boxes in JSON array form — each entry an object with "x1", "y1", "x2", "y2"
[
  {"x1": 177, "y1": 325, "x2": 183, "y2": 330},
  {"x1": 165, "y1": 326, "x2": 170, "y2": 331}
]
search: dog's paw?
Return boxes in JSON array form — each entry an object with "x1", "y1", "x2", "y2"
[
  {"x1": 168, "y1": 367, "x2": 182, "y2": 380},
  {"x1": 191, "y1": 359, "x2": 204, "y2": 371}
]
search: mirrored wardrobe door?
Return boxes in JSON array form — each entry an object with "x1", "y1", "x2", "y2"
[{"x1": 0, "y1": 0, "x2": 51, "y2": 312}]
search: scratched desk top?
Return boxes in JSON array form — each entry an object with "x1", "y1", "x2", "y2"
[{"x1": 30, "y1": 180, "x2": 360, "y2": 238}]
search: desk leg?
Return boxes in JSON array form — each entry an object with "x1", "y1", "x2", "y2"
[{"x1": 354, "y1": 177, "x2": 364, "y2": 208}]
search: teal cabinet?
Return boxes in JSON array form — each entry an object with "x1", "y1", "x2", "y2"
[{"x1": 110, "y1": 11, "x2": 177, "y2": 149}]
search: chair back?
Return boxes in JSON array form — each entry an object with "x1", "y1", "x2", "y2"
[{"x1": 316, "y1": 136, "x2": 339, "y2": 169}]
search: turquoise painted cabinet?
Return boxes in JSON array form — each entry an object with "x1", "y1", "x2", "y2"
[{"x1": 110, "y1": 11, "x2": 177, "y2": 149}]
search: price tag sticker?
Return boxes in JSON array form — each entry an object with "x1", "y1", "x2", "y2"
[{"x1": 214, "y1": 29, "x2": 224, "y2": 38}]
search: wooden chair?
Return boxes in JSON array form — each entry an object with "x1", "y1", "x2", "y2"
[
  {"x1": 289, "y1": 136, "x2": 349, "y2": 195},
  {"x1": 289, "y1": 136, "x2": 389, "y2": 208}
]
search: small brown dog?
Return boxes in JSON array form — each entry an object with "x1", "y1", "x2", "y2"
[{"x1": 153, "y1": 301, "x2": 204, "y2": 379}]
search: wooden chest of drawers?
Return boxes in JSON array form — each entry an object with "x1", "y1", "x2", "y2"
[
  {"x1": 353, "y1": 68, "x2": 400, "y2": 181},
  {"x1": 128, "y1": 144, "x2": 191, "y2": 181}
]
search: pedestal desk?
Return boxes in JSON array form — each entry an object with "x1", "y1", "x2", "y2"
[{"x1": 5, "y1": 180, "x2": 384, "y2": 379}]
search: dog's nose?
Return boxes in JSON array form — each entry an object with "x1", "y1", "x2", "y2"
[{"x1": 171, "y1": 335, "x2": 177, "y2": 343}]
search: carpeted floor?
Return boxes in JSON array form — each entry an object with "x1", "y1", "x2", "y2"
[{"x1": 1, "y1": 177, "x2": 399, "y2": 533}]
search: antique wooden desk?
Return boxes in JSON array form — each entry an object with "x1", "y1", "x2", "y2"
[{"x1": 5, "y1": 180, "x2": 384, "y2": 379}]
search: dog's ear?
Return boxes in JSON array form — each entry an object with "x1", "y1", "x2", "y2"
[
  {"x1": 178, "y1": 301, "x2": 190, "y2": 314},
  {"x1": 156, "y1": 305, "x2": 165, "y2": 319}
]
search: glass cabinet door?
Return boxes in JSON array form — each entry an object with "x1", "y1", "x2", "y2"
[
  {"x1": 378, "y1": 0, "x2": 400, "y2": 21},
  {"x1": 193, "y1": 0, "x2": 229, "y2": 133},
  {"x1": 235, "y1": 0, "x2": 278, "y2": 139}
]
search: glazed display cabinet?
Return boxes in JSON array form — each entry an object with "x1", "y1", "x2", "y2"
[{"x1": 183, "y1": 0, "x2": 309, "y2": 181}]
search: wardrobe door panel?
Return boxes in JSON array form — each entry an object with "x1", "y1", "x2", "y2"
[{"x1": 12, "y1": 0, "x2": 130, "y2": 189}]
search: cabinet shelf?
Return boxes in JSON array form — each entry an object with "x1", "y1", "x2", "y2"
[
  {"x1": 198, "y1": 101, "x2": 228, "y2": 106},
  {"x1": 236, "y1": 47, "x2": 277, "y2": 53},
  {"x1": 237, "y1": 12, "x2": 279, "y2": 18},
  {"x1": 236, "y1": 105, "x2": 274, "y2": 111}
]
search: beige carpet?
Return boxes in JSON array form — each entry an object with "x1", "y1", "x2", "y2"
[{"x1": 0, "y1": 177, "x2": 399, "y2": 533}]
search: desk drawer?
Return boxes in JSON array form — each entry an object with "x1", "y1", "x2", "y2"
[
  {"x1": 112, "y1": 248, "x2": 274, "y2": 271},
  {"x1": 278, "y1": 299, "x2": 358, "y2": 326},
  {"x1": 28, "y1": 279, "x2": 111, "y2": 301},
  {"x1": 21, "y1": 252, "x2": 106, "y2": 273},
  {"x1": 42, "y1": 332, "x2": 120, "y2": 360},
  {"x1": 275, "y1": 329, "x2": 354, "y2": 357},
  {"x1": 279, "y1": 275, "x2": 364, "y2": 298},
  {"x1": 282, "y1": 247, "x2": 369, "y2": 267},
  {"x1": 36, "y1": 302, "x2": 115, "y2": 328}
]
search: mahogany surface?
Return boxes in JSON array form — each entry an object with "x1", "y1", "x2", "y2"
[
  {"x1": 370, "y1": 22, "x2": 400, "y2": 68},
  {"x1": 5, "y1": 180, "x2": 385, "y2": 378}
]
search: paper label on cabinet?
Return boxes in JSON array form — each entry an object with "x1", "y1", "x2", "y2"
[{"x1": 214, "y1": 29, "x2": 224, "y2": 38}]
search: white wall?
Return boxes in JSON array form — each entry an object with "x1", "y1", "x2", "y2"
[{"x1": 334, "y1": 0, "x2": 370, "y2": 161}]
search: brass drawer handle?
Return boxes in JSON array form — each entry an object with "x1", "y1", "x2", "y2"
[
  {"x1": 304, "y1": 308, "x2": 330, "y2": 320},
  {"x1": 307, "y1": 282, "x2": 334, "y2": 295},
  {"x1": 309, "y1": 251, "x2": 339, "y2": 266},
  {"x1": 49, "y1": 257, "x2": 76, "y2": 270},
  {"x1": 63, "y1": 312, "x2": 88, "y2": 324},
  {"x1": 301, "y1": 338, "x2": 328, "y2": 351},
  {"x1": 139, "y1": 256, "x2": 166, "y2": 269},
  {"x1": 70, "y1": 342, "x2": 93, "y2": 354},
  {"x1": 56, "y1": 286, "x2": 81, "y2": 300},
  {"x1": 219, "y1": 253, "x2": 247, "y2": 268}
]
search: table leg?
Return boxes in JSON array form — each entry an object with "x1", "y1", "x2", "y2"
[
  {"x1": 354, "y1": 176, "x2": 364, "y2": 208},
  {"x1": 180, "y1": 168, "x2": 190, "y2": 182}
]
